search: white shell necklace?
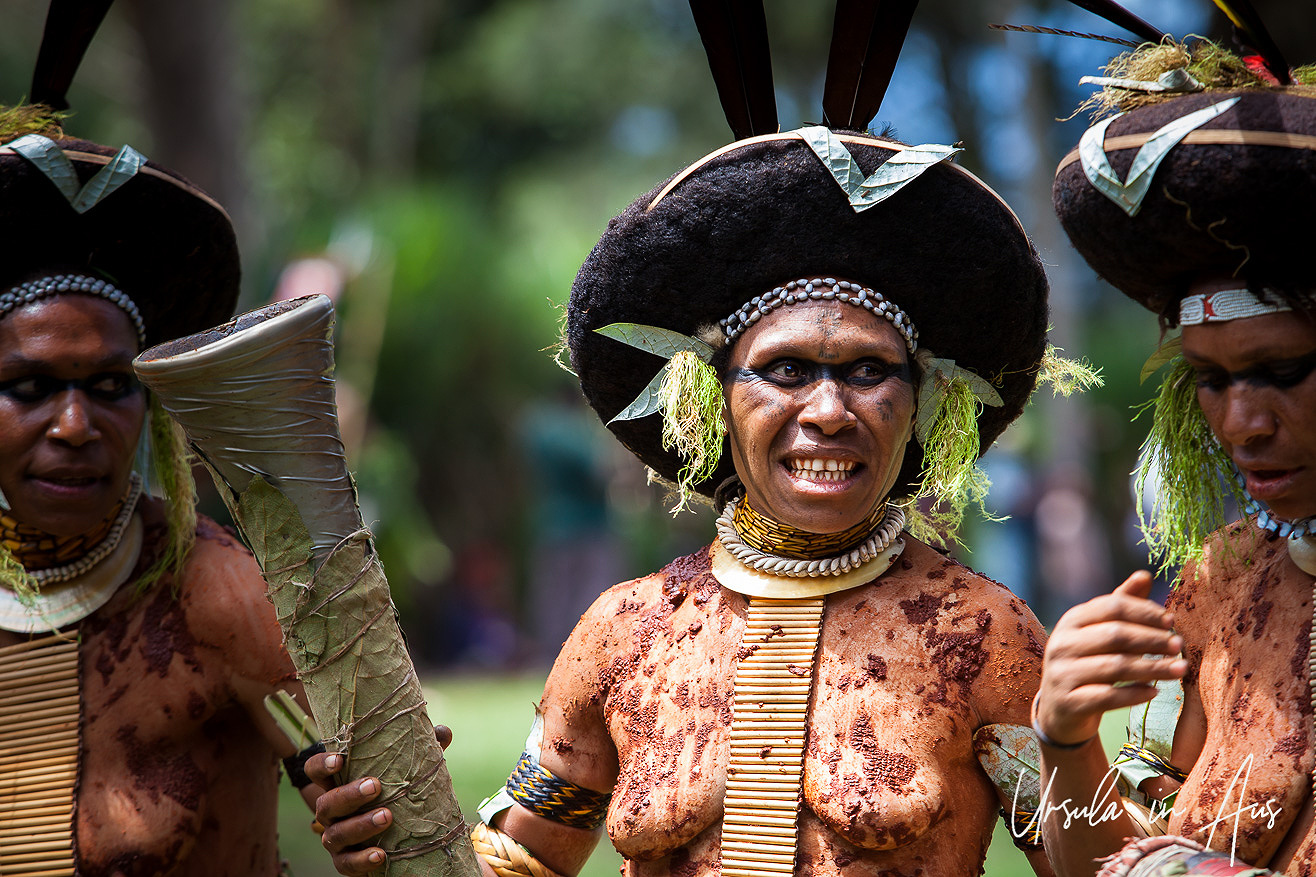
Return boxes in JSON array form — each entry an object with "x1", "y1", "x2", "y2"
[{"x1": 715, "y1": 497, "x2": 905, "y2": 578}]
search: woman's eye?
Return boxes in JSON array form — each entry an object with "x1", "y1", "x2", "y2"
[
  {"x1": 767, "y1": 361, "x2": 803, "y2": 380},
  {"x1": 0, "y1": 377, "x2": 50, "y2": 402},
  {"x1": 850, "y1": 362, "x2": 884, "y2": 381},
  {"x1": 1264, "y1": 357, "x2": 1316, "y2": 389},
  {"x1": 86, "y1": 373, "x2": 139, "y2": 400},
  {"x1": 1193, "y1": 368, "x2": 1227, "y2": 391}
]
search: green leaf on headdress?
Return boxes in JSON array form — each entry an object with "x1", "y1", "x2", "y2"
[
  {"x1": 1078, "y1": 97, "x2": 1238, "y2": 217},
  {"x1": 70, "y1": 144, "x2": 145, "y2": 213},
  {"x1": 595, "y1": 322, "x2": 715, "y2": 363},
  {"x1": 911, "y1": 353, "x2": 1003, "y2": 544},
  {"x1": 7, "y1": 134, "x2": 80, "y2": 201},
  {"x1": 6, "y1": 134, "x2": 145, "y2": 214},
  {"x1": 609, "y1": 361, "x2": 671, "y2": 424},
  {"x1": 798, "y1": 126, "x2": 961, "y2": 213},
  {"x1": 914, "y1": 356, "x2": 1002, "y2": 444},
  {"x1": 1140, "y1": 334, "x2": 1183, "y2": 384}
]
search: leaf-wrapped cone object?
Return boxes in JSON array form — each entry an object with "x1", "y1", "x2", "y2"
[{"x1": 134, "y1": 294, "x2": 477, "y2": 877}]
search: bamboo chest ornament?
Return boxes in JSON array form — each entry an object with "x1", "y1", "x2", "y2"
[
  {"x1": 720, "y1": 597, "x2": 824, "y2": 877},
  {"x1": 0, "y1": 634, "x2": 79, "y2": 877}
]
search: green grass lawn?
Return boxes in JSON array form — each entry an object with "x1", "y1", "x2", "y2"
[{"x1": 277, "y1": 675, "x2": 1131, "y2": 877}]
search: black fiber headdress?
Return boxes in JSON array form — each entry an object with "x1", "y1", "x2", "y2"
[
  {"x1": 1042, "y1": 0, "x2": 1316, "y2": 571},
  {"x1": 567, "y1": 1, "x2": 1050, "y2": 502},
  {"x1": 1046, "y1": 0, "x2": 1316, "y2": 319},
  {"x1": 1, "y1": 0, "x2": 239, "y2": 346}
]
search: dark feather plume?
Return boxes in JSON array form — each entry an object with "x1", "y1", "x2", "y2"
[
  {"x1": 30, "y1": 0, "x2": 116, "y2": 110},
  {"x1": 1210, "y1": 0, "x2": 1291, "y2": 85},
  {"x1": 1061, "y1": 0, "x2": 1165, "y2": 46},
  {"x1": 989, "y1": 23, "x2": 1138, "y2": 49},
  {"x1": 688, "y1": 0, "x2": 777, "y2": 140},
  {"x1": 822, "y1": 0, "x2": 919, "y2": 131}
]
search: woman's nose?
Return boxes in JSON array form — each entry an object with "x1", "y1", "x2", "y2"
[
  {"x1": 1217, "y1": 384, "x2": 1276, "y2": 448},
  {"x1": 46, "y1": 391, "x2": 100, "y2": 446},
  {"x1": 799, "y1": 380, "x2": 856, "y2": 434}
]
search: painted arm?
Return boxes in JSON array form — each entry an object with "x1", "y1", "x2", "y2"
[{"x1": 1034, "y1": 571, "x2": 1191, "y2": 877}]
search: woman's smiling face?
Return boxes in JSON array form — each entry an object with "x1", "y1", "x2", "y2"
[
  {"x1": 722, "y1": 299, "x2": 915, "y2": 534},
  {"x1": 0, "y1": 296, "x2": 146, "y2": 537}
]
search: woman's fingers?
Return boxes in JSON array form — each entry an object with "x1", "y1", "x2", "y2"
[
  {"x1": 1037, "y1": 571, "x2": 1188, "y2": 746},
  {"x1": 1049, "y1": 652, "x2": 1188, "y2": 690},
  {"x1": 316, "y1": 777, "x2": 385, "y2": 825},
  {"x1": 1113, "y1": 569, "x2": 1154, "y2": 599},
  {"x1": 320, "y1": 804, "x2": 392, "y2": 853},
  {"x1": 1054, "y1": 680, "x2": 1165, "y2": 718},
  {"x1": 1054, "y1": 593, "x2": 1172, "y2": 635},
  {"x1": 305, "y1": 752, "x2": 344, "y2": 790},
  {"x1": 319, "y1": 804, "x2": 393, "y2": 875},
  {"x1": 325, "y1": 844, "x2": 390, "y2": 876},
  {"x1": 1051, "y1": 620, "x2": 1182, "y2": 661}
]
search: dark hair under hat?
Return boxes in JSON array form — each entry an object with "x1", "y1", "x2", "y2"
[
  {"x1": 567, "y1": 132, "x2": 1049, "y2": 500},
  {"x1": 1053, "y1": 89, "x2": 1316, "y2": 322},
  {"x1": 0, "y1": 133, "x2": 239, "y2": 347}
]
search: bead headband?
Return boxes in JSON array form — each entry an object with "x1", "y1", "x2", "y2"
[
  {"x1": 0, "y1": 274, "x2": 146, "y2": 347},
  {"x1": 1179, "y1": 287, "x2": 1291, "y2": 325},
  {"x1": 720, "y1": 277, "x2": 918, "y2": 353}
]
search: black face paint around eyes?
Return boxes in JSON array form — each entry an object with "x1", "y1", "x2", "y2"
[
  {"x1": 733, "y1": 360, "x2": 911, "y2": 387},
  {"x1": 0, "y1": 373, "x2": 142, "y2": 404},
  {"x1": 1204, "y1": 351, "x2": 1316, "y2": 391}
]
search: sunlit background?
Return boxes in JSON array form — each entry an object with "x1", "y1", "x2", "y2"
[{"x1": 3, "y1": 1, "x2": 1313, "y2": 874}]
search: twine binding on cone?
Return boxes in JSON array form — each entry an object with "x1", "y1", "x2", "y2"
[
  {"x1": 719, "y1": 597, "x2": 824, "y2": 877},
  {"x1": 0, "y1": 633, "x2": 79, "y2": 876}
]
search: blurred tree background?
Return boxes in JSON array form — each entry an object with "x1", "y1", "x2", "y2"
[{"x1": 3, "y1": 0, "x2": 1314, "y2": 873}]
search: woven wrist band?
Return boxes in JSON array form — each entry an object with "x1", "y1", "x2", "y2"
[{"x1": 471, "y1": 822, "x2": 564, "y2": 877}]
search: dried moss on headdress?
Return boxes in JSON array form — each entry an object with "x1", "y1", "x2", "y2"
[
  {"x1": 136, "y1": 398, "x2": 197, "y2": 592},
  {"x1": 660, "y1": 351, "x2": 726, "y2": 514},
  {"x1": 1135, "y1": 356, "x2": 1244, "y2": 575},
  {"x1": 0, "y1": 105, "x2": 65, "y2": 145},
  {"x1": 1037, "y1": 344, "x2": 1104, "y2": 396},
  {"x1": 913, "y1": 377, "x2": 995, "y2": 545},
  {"x1": 1078, "y1": 39, "x2": 1316, "y2": 119}
]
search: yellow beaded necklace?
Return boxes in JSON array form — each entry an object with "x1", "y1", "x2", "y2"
[
  {"x1": 731, "y1": 498, "x2": 888, "y2": 559},
  {"x1": 0, "y1": 484, "x2": 132, "y2": 570}
]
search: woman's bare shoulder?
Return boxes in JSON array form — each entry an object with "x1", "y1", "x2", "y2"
[
  {"x1": 889, "y1": 538, "x2": 1044, "y2": 725},
  {"x1": 555, "y1": 547, "x2": 721, "y2": 668},
  {"x1": 1170, "y1": 521, "x2": 1287, "y2": 631}
]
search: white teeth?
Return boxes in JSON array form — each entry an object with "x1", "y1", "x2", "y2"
[{"x1": 787, "y1": 459, "x2": 855, "y2": 482}]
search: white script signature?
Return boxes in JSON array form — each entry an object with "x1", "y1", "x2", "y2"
[{"x1": 1012, "y1": 753, "x2": 1283, "y2": 864}]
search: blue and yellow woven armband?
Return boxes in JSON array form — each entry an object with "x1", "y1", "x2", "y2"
[
  {"x1": 505, "y1": 750, "x2": 611, "y2": 831},
  {"x1": 1116, "y1": 742, "x2": 1188, "y2": 785},
  {"x1": 1000, "y1": 807, "x2": 1043, "y2": 851}
]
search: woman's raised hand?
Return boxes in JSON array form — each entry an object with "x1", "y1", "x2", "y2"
[
  {"x1": 1035, "y1": 571, "x2": 1187, "y2": 747},
  {"x1": 305, "y1": 726, "x2": 453, "y2": 876}
]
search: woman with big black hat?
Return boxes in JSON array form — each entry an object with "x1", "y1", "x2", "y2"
[
  {"x1": 1030, "y1": 9, "x2": 1316, "y2": 875},
  {"x1": 0, "y1": 105, "x2": 316, "y2": 876}
]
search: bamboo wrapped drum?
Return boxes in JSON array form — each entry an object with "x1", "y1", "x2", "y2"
[{"x1": 134, "y1": 294, "x2": 476, "y2": 877}]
